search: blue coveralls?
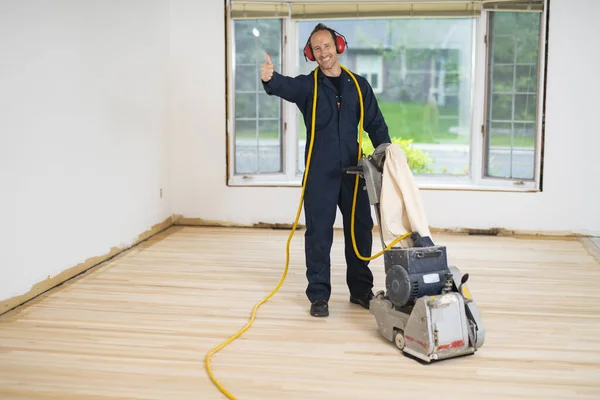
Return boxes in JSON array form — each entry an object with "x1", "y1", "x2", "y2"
[{"x1": 262, "y1": 68, "x2": 390, "y2": 303}]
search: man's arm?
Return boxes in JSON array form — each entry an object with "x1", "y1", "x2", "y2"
[
  {"x1": 261, "y1": 53, "x2": 308, "y2": 105},
  {"x1": 361, "y1": 78, "x2": 391, "y2": 148}
]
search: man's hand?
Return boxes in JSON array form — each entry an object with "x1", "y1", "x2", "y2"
[{"x1": 261, "y1": 53, "x2": 274, "y2": 82}]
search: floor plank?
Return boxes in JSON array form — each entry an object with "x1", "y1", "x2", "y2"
[{"x1": 1, "y1": 226, "x2": 600, "y2": 400}]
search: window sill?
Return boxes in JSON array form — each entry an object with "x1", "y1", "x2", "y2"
[{"x1": 227, "y1": 175, "x2": 540, "y2": 192}]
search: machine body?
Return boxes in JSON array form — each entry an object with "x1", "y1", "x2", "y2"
[{"x1": 347, "y1": 143, "x2": 485, "y2": 362}]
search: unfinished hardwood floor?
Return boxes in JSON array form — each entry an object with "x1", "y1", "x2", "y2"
[{"x1": 1, "y1": 226, "x2": 600, "y2": 400}]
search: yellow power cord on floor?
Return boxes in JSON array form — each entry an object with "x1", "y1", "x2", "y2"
[{"x1": 205, "y1": 65, "x2": 411, "y2": 399}]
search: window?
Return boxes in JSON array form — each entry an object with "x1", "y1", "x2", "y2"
[
  {"x1": 232, "y1": 19, "x2": 283, "y2": 175},
  {"x1": 485, "y1": 12, "x2": 542, "y2": 181},
  {"x1": 226, "y1": 0, "x2": 547, "y2": 191}
]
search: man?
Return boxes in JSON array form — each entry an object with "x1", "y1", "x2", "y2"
[{"x1": 261, "y1": 23, "x2": 391, "y2": 317}]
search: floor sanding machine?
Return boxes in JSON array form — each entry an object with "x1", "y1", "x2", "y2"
[{"x1": 346, "y1": 143, "x2": 485, "y2": 362}]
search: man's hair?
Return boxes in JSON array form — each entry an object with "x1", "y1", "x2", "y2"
[{"x1": 308, "y1": 23, "x2": 336, "y2": 47}]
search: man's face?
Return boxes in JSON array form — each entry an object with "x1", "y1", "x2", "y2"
[{"x1": 310, "y1": 30, "x2": 339, "y2": 71}]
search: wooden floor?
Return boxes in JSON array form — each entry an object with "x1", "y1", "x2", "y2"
[{"x1": 1, "y1": 226, "x2": 600, "y2": 400}]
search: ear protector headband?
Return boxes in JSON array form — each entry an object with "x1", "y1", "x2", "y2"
[{"x1": 303, "y1": 28, "x2": 348, "y2": 62}]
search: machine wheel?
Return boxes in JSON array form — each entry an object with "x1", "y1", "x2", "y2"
[{"x1": 394, "y1": 329, "x2": 405, "y2": 350}]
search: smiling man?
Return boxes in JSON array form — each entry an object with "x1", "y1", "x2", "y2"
[{"x1": 260, "y1": 23, "x2": 391, "y2": 318}]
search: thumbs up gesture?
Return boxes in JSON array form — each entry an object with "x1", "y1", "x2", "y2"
[{"x1": 261, "y1": 53, "x2": 274, "y2": 82}]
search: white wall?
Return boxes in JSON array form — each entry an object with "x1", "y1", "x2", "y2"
[
  {"x1": 171, "y1": 0, "x2": 600, "y2": 237},
  {"x1": 0, "y1": 0, "x2": 172, "y2": 302}
]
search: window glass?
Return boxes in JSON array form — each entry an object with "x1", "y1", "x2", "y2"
[
  {"x1": 485, "y1": 12, "x2": 541, "y2": 180},
  {"x1": 233, "y1": 19, "x2": 282, "y2": 174},
  {"x1": 296, "y1": 19, "x2": 474, "y2": 176}
]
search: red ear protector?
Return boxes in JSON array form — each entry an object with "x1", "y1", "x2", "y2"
[{"x1": 303, "y1": 29, "x2": 348, "y2": 62}]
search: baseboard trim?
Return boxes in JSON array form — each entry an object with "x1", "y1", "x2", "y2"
[
  {"x1": 0, "y1": 216, "x2": 174, "y2": 317},
  {"x1": 173, "y1": 215, "x2": 590, "y2": 238},
  {"x1": 172, "y1": 214, "x2": 305, "y2": 230},
  {"x1": 429, "y1": 226, "x2": 589, "y2": 238}
]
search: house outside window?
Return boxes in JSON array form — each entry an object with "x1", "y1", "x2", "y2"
[
  {"x1": 356, "y1": 55, "x2": 383, "y2": 94},
  {"x1": 226, "y1": 0, "x2": 547, "y2": 191}
]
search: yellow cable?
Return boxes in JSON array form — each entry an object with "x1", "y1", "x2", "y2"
[
  {"x1": 205, "y1": 65, "x2": 411, "y2": 398},
  {"x1": 341, "y1": 66, "x2": 412, "y2": 260},
  {"x1": 205, "y1": 68, "x2": 320, "y2": 400}
]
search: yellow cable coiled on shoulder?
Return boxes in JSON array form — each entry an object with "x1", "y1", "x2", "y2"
[{"x1": 205, "y1": 65, "x2": 410, "y2": 399}]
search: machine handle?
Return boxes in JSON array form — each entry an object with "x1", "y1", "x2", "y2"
[
  {"x1": 416, "y1": 250, "x2": 442, "y2": 259},
  {"x1": 343, "y1": 165, "x2": 363, "y2": 175}
]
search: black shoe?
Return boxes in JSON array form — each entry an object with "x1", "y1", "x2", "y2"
[
  {"x1": 310, "y1": 300, "x2": 329, "y2": 317},
  {"x1": 350, "y1": 291, "x2": 374, "y2": 310}
]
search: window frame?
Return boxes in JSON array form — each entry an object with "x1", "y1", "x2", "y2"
[
  {"x1": 225, "y1": 4, "x2": 549, "y2": 192},
  {"x1": 227, "y1": 18, "x2": 292, "y2": 185},
  {"x1": 480, "y1": 10, "x2": 547, "y2": 188}
]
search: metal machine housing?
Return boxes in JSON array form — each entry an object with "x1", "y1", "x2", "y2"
[{"x1": 347, "y1": 144, "x2": 485, "y2": 362}]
